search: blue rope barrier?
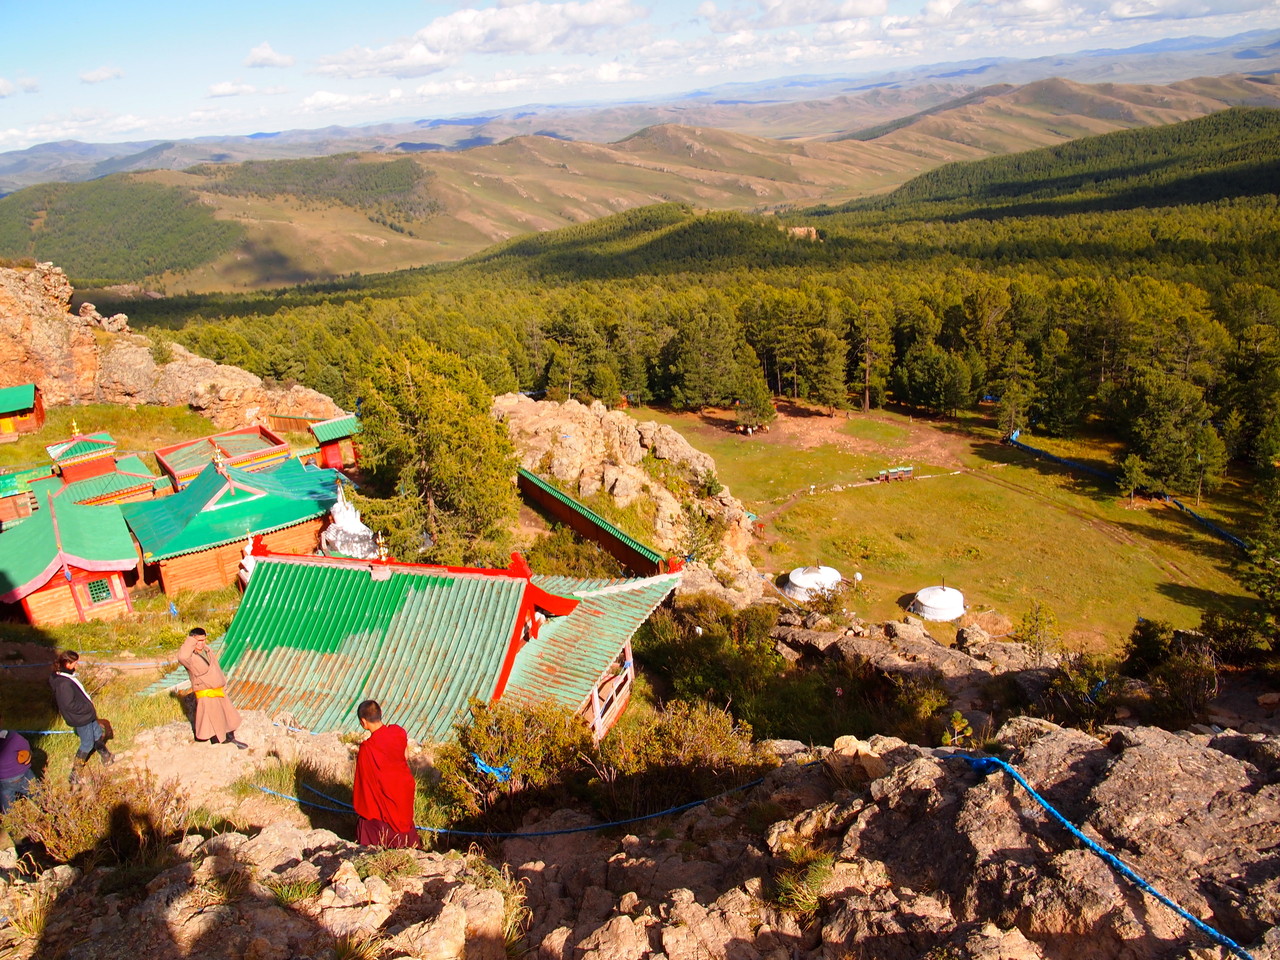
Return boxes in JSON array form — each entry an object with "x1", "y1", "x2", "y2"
[
  {"x1": 256, "y1": 785, "x2": 353, "y2": 815},
  {"x1": 13, "y1": 730, "x2": 74, "y2": 736},
  {"x1": 960, "y1": 754, "x2": 1255, "y2": 960},
  {"x1": 257, "y1": 770, "x2": 771, "y2": 838}
]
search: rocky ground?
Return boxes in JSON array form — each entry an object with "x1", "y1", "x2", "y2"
[{"x1": 1, "y1": 701, "x2": 1278, "y2": 960}]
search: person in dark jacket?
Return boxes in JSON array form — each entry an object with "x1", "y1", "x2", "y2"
[
  {"x1": 0, "y1": 725, "x2": 34, "y2": 813},
  {"x1": 49, "y1": 650, "x2": 112, "y2": 782}
]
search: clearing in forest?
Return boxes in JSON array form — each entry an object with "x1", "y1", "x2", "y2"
[{"x1": 630, "y1": 402, "x2": 1252, "y2": 652}]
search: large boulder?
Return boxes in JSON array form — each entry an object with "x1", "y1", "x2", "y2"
[{"x1": 494, "y1": 394, "x2": 760, "y2": 605}]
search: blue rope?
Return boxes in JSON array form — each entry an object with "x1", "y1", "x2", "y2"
[
  {"x1": 13, "y1": 730, "x2": 74, "y2": 736},
  {"x1": 960, "y1": 754, "x2": 1255, "y2": 960},
  {"x1": 471, "y1": 753, "x2": 512, "y2": 782},
  {"x1": 257, "y1": 771, "x2": 770, "y2": 838},
  {"x1": 255, "y1": 786, "x2": 352, "y2": 815}
]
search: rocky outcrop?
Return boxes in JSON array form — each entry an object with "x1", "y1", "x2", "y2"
[
  {"x1": 0, "y1": 262, "x2": 340, "y2": 427},
  {"x1": 494, "y1": 393, "x2": 760, "y2": 605},
  {"x1": 773, "y1": 612, "x2": 1065, "y2": 731}
]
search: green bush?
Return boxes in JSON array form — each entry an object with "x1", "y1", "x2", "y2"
[
  {"x1": 523, "y1": 524, "x2": 624, "y2": 578},
  {"x1": 434, "y1": 699, "x2": 594, "y2": 820},
  {"x1": 594, "y1": 701, "x2": 770, "y2": 817}
]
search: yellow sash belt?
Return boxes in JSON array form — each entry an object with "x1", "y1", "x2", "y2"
[{"x1": 195, "y1": 687, "x2": 226, "y2": 699}]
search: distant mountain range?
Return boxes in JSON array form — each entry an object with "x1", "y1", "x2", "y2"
[{"x1": 2, "y1": 28, "x2": 1279, "y2": 196}]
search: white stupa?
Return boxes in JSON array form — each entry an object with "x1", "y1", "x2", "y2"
[
  {"x1": 320, "y1": 483, "x2": 378, "y2": 560},
  {"x1": 909, "y1": 585, "x2": 966, "y2": 621},
  {"x1": 781, "y1": 565, "x2": 842, "y2": 603}
]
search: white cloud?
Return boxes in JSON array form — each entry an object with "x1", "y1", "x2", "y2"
[
  {"x1": 299, "y1": 88, "x2": 407, "y2": 113},
  {"x1": 0, "y1": 76, "x2": 38, "y2": 96},
  {"x1": 245, "y1": 41, "x2": 296, "y2": 68},
  {"x1": 80, "y1": 66, "x2": 124, "y2": 84},
  {"x1": 318, "y1": 0, "x2": 646, "y2": 78},
  {"x1": 209, "y1": 80, "x2": 258, "y2": 98}
]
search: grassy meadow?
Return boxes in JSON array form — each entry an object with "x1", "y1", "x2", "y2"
[
  {"x1": 0, "y1": 403, "x2": 214, "y2": 474},
  {"x1": 630, "y1": 404, "x2": 1253, "y2": 651}
]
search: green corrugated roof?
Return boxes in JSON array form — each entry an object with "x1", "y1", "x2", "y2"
[
  {"x1": 138, "y1": 558, "x2": 679, "y2": 742},
  {"x1": 217, "y1": 432, "x2": 277, "y2": 456},
  {"x1": 0, "y1": 493, "x2": 138, "y2": 603},
  {"x1": 517, "y1": 468, "x2": 664, "y2": 565},
  {"x1": 213, "y1": 557, "x2": 526, "y2": 742},
  {"x1": 505, "y1": 573, "x2": 680, "y2": 711},
  {"x1": 310, "y1": 415, "x2": 360, "y2": 444},
  {"x1": 0, "y1": 466, "x2": 55, "y2": 499},
  {"x1": 45, "y1": 432, "x2": 116, "y2": 464},
  {"x1": 162, "y1": 438, "x2": 222, "y2": 475},
  {"x1": 0, "y1": 384, "x2": 36, "y2": 416},
  {"x1": 121, "y1": 458, "x2": 338, "y2": 561},
  {"x1": 29, "y1": 455, "x2": 157, "y2": 504}
]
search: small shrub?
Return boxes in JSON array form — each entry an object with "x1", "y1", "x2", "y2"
[
  {"x1": 1018, "y1": 601, "x2": 1062, "y2": 665},
  {"x1": 354, "y1": 847, "x2": 419, "y2": 882},
  {"x1": 435, "y1": 699, "x2": 593, "y2": 820},
  {"x1": 771, "y1": 841, "x2": 834, "y2": 918},
  {"x1": 189, "y1": 866, "x2": 252, "y2": 909},
  {"x1": 1041, "y1": 652, "x2": 1120, "y2": 726},
  {"x1": 332, "y1": 932, "x2": 387, "y2": 960},
  {"x1": 523, "y1": 524, "x2": 624, "y2": 578},
  {"x1": 679, "y1": 502, "x2": 727, "y2": 565},
  {"x1": 1151, "y1": 645, "x2": 1219, "y2": 727},
  {"x1": 1121, "y1": 618, "x2": 1174, "y2": 678},
  {"x1": 264, "y1": 876, "x2": 321, "y2": 905},
  {"x1": 9, "y1": 886, "x2": 55, "y2": 941},
  {"x1": 940, "y1": 711, "x2": 973, "y2": 747}
]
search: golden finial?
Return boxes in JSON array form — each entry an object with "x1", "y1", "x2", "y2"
[
  {"x1": 70, "y1": 419, "x2": 80, "y2": 436},
  {"x1": 375, "y1": 532, "x2": 389, "y2": 562}
]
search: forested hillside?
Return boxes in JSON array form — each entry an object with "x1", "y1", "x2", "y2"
[
  {"x1": 108, "y1": 108, "x2": 1280, "y2": 516},
  {"x1": 0, "y1": 179, "x2": 242, "y2": 282}
]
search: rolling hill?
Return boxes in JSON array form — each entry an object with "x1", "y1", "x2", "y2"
[{"x1": 2, "y1": 73, "x2": 1279, "y2": 290}]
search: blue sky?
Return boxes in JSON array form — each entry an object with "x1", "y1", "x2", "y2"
[{"x1": 1, "y1": 0, "x2": 1278, "y2": 151}]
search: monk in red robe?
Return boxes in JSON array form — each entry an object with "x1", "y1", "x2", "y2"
[{"x1": 352, "y1": 700, "x2": 421, "y2": 848}]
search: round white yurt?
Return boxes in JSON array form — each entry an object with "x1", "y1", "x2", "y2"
[
  {"x1": 909, "y1": 585, "x2": 966, "y2": 621},
  {"x1": 781, "y1": 565, "x2": 842, "y2": 603}
]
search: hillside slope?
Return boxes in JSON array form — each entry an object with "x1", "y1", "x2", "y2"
[{"x1": 2, "y1": 74, "x2": 1279, "y2": 290}]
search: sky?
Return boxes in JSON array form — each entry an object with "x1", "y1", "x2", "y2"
[{"x1": 2, "y1": 0, "x2": 1279, "y2": 151}]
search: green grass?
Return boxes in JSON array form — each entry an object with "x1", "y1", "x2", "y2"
[
  {"x1": 840, "y1": 416, "x2": 910, "y2": 445},
  {"x1": 0, "y1": 583, "x2": 242, "y2": 658},
  {"x1": 0, "y1": 402, "x2": 215, "y2": 473},
  {"x1": 631, "y1": 406, "x2": 1252, "y2": 651}
]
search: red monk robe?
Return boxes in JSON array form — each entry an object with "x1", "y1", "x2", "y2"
[{"x1": 353, "y1": 723, "x2": 421, "y2": 848}]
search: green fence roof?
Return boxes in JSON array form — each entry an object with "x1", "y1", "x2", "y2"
[
  {"x1": 29, "y1": 455, "x2": 156, "y2": 505},
  {"x1": 0, "y1": 384, "x2": 35, "y2": 416},
  {"x1": 121, "y1": 458, "x2": 338, "y2": 561},
  {"x1": 0, "y1": 493, "x2": 138, "y2": 603},
  {"x1": 505, "y1": 572, "x2": 680, "y2": 711},
  {"x1": 140, "y1": 557, "x2": 680, "y2": 742},
  {"x1": 517, "y1": 468, "x2": 664, "y2": 565},
  {"x1": 212, "y1": 557, "x2": 528, "y2": 742},
  {"x1": 310, "y1": 415, "x2": 360, "y2": 444},
  {"x1": 45, "y1": 432, "x2": 116, "y2": 464},
  {"x1": 0, "y1": 465, "x2": 54, "y2": 499}
]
